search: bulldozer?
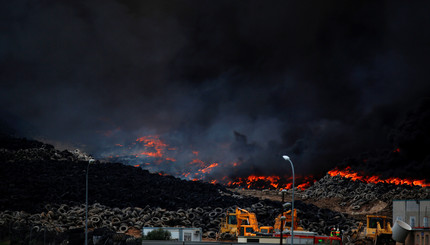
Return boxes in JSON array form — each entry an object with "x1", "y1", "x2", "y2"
[
  {"x1": 349, "y1": 215, "x2": 394, "y2": 245},
  {"x1": 218, "y1": 207, "x2": 260, "y2": 239}
]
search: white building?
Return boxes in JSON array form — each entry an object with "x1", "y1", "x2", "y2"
[{"x1": 141, "y1": 227, "x2": 202, "y2": 242}]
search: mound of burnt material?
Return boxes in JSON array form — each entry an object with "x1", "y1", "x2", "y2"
[
  {"x1": 0, "y1": 135, "x2": 358, "y2": 243},
  {"x1": 0, "y1": 135, "x2": 265, "y2": 213},
  {"x1": 303, "y1": 174, "x2": 430, "y2": 211}
]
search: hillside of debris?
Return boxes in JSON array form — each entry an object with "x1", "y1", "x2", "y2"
[
  {"x1": 0, "y1": 134, "x2": 359, "y2": 244},
  {"x1": 303, "y1": 174, "x2": 430, "y2": 214},
  {"x1": 3, "y1": 134, "x2": 429, "y2": 244}
]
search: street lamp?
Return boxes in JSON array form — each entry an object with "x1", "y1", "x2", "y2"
[
  {"x1": 282, "y1": 155, "x2": 295, "y2": 245},
  {"x1": 280, "y1": 216, "x2": 286, "y2": 245},
  {"x1": 280, "y1": 189, "x2": 288, "y2": 245},
  {"x1": 85, "y1": 158, "x2": 96, "y2": 245}
]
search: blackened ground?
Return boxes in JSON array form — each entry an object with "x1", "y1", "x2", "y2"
[
  {"x1": 0, "y1": 134, "x2": 368, "y2": 243},
  {"x1": 0, "y1": 134, "x2": 283, "y2": 213}
]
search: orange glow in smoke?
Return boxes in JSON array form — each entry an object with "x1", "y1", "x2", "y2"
[
  {"x1": 198, "y1": 163, "x2": 219, "y2": 174},
  {"x1": 136, "y1": 135, "x2": 167, "y2": 158},
  {"x1": 328, "y1": 166, "x2": 429, "y2": 187},
  {"x1": 189, "y1": 159, "x2": 205, "y2": 165}
]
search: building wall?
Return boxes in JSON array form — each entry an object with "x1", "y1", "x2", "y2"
[
  {"x1": 393, "y1": 200, "x2": 430, "y2": 245},
  {"x1": 403, "y1": 230, "x2": 430, "y2": 245},
  {"x1": 393, "y1": 200, "x2": 430, "y2": 228},
  {"x1": 141, "y1": 227, "x2": 202, "y2": 241}
]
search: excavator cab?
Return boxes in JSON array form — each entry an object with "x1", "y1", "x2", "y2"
[
  {"x1": 259, "y1": 226, "x2": 274, "y2": 234},
  {"x1": 219, "y1": 208, "x2": 259, "y2": 238},
  {"x1": 239, "y1": 225, "x2": 257, "y2": 236},
  {"x1": 274, "y1": 209, "x2": 304, "y2": 232},
  {"x1": 220, "y1": 212, "x2": 238, "y2": 235},
  {"x1": 228, "y1": 214, "x2": 238, "y2": 225},
  {"x1": 368, "y1": 216, "x2": 385, "y2": 229}
]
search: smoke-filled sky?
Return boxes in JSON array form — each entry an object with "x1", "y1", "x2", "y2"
[{"x1": 1, "y1": 1, "x2": 430, "y2": 181}]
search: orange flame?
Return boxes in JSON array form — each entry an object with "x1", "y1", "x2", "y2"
[
  {"x1": 136, "y1": 135, "x2": 167, "y2": 158},
  {"x1": 228, "y1": 175, "x2": 282, "y2": 189},
  {"x1": 328, "y1": 166, "x2": 429, "y2": 187},
  {"x1": 198, "y1": 162, "x2": 219, "y2": 174},
  {"x1": 110, "y1": 135, "x2": 319, "y2": 190},
  {"x1": 225, "y1": 174, "x2": 315, "y2": 190}
]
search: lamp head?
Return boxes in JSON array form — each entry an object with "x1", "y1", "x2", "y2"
[
  {"x1": 282, "y1": 155, "x2": 290, "y2": 161},
  {"x1": 283, "y1": 202, "x2": 291, "y2": 208}
]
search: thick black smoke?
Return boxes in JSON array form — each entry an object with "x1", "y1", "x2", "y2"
[
  {"x1": 338, "y1": 98, "x2": 430, "y2": 180},
  {"x1": 1, "y1": 1, "x2": 430, "y2": 180}
]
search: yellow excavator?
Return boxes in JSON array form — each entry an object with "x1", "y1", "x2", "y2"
[
  {"x1": 273, "y1": 209, "x2": 304, "y2": 232},
  {"x1": 349, "y1": 215, "x2": 394, "y2": 245},
  {"x1": 219, "y1": 208, "x2": 260, "y2": 238}
]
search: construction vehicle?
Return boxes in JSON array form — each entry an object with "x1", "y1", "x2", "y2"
[
  {"x1": 349, "y1": 215, "x2": 394, "y2": 245},
  {"x1": 259, "y1": 225, "x2": 274, "y2": 234},
  {"x1": 273, "y1": 209, "x2": 304, "y2": 232},
  {"x1": 219, "y1": 208, "x2": 260, "y2": 238}
]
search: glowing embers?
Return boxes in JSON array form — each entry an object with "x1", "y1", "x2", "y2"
[{"x1": 328, "y1": 166, "x2": 429, "y2": 187}]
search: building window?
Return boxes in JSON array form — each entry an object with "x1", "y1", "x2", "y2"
[
  {"x1": 416, "y1": 234, "x2": 420, "y2": 245},
  {"x1": 424, "y1": 217, "x2": 429, "y2": 227},
  {"x1": 425, "y1": 234, "x2": 428, "y2": 245},
  {"x1": 407, "y1": 201, "x2": 419, "y2": 211},
  {"x1": 396, "y1": 216, "x2": 403, "y2": 221},
  {"x1": 184, "y1": 232, "x2": 191, "y2": 241},
  {"x1": 410, "y1": 216, "x2": 416, "y2": 228}
]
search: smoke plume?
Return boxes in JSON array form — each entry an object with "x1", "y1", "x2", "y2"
[{"x1": 1, "y1": 1, "x2": 430, "y2": 182}]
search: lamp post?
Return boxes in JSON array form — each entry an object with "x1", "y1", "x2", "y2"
[
  {"x1": 282, "y1": 155, "x2": 295, "y2": 245},
  {"x1": 85, "y1": 158, "x2": 95, "y2": 245},
  {"x1": 280, "y1": 189, "x2": 287, "y2": 245},
  {"x1": 280, "y1": 215, "x2": 286, "y2": 245}
]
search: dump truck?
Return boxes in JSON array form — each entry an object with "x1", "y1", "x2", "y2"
[{"x1": 349, "y1": 215, "x2": 394, "y2": 245}]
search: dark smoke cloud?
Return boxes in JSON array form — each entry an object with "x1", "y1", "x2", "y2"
[{"x1": 1, "y1": 0, "x2": 430, "y2": 180}]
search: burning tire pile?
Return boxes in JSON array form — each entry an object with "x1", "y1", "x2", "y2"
[
  {"x1": 1, "y1": 134, "x2": 414, "y2": 244},
  {"x1": 302, "y1": 174, "x2": 430, "y2": 212}
]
